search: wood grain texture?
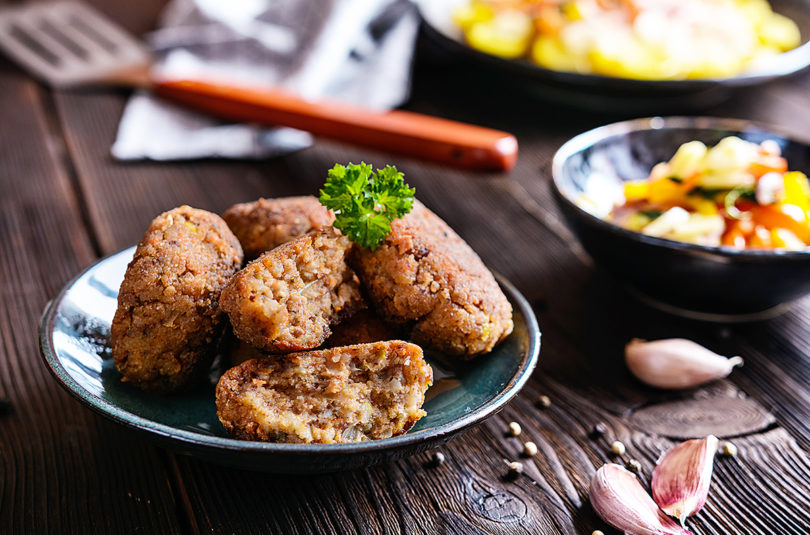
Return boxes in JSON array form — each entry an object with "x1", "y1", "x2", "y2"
[
  {"x1": 55, "y1": 92, "x2": 810, "y2": 534},
  {"x1": 0, "y1": 60, "x2": 183, "y2": 534},
  {"x1": 8, "y1": 0, "x2": 810, "y2": 531}
]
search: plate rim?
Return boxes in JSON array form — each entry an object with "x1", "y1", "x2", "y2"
[{"x1": 39, "y1": 246, "x2": 541, "y2": 455}]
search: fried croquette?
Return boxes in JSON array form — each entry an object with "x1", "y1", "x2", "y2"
[
  {"x1": 216, "y1": 341, "x2": 433, "y2": 443},
  {"x1": 352, "y1": 201, "x2": 513, "y2": 357},
  {"x1": 324, "y1": 308, "x2": 401, "y2": 348},
  {"x1": 110, "y1": 206, "x2": 244, "y2": 391},
  {"x1": 223, "y1": 196, "x2": 334, "y2": 259},
  {"x1": 220, "y1": 228, "x2": 364, "y2": 353}
]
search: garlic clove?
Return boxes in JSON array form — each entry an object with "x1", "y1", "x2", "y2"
[
  {"x1": 625, "y1": 338, "x2": 743, "y2": 390},
  {"x1": 590, "y1": 463, "x2": 690, "y2": 535},
  {"x1": 652, "y1": 436, "x2": 719, "y2": 526}
]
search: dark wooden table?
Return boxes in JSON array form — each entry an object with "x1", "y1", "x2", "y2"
[{"x1": 3, "y1": 1, "x2": 810, "y2": 533}]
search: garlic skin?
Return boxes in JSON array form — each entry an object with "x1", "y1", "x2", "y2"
[
  {"x1": 652, "y1": 436, "x2": 719, "y2": 526},
  {"x1": 625, "y1": 338, "x2": 743, "y2": 389},
  {"x1": 590, "y1": 463, "x2": 690, "y2": 535}
]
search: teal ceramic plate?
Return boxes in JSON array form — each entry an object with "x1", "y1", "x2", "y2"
[{"x1": 40, "y1": 247, "x2": 540, "y2": 473}]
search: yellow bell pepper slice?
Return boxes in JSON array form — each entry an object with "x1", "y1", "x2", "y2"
[
  {"x1": 783, "y1": 171, "x2": 810, "y2": 213},
  {"x1": 623, "y1": 180, "x2": 650, "y2": 202},
  {"x1": 466, "y1": 10, "x2": 533, "y2": 59}
]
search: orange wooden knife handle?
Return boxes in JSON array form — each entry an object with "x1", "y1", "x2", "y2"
[{"x1": 152, "y1": 79, "x2": 517, "y2": 172}]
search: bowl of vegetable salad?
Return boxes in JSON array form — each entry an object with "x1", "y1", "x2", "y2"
[{"x1": 551, "y1": 116, "x2": 810, "y2": 319}]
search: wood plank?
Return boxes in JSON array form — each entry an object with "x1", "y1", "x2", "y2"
[
  {"x1": 0, "y1": 60, "x2": 183, "y2": 534},
  {"x1": 54, "y1": 89, "x2": 308, "y2": 253}
]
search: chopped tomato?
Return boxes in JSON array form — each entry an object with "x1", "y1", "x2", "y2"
[
  {"x1": 535, "y1": 6, "x2": 564, "y2": 35},
  {"x1": 749, "y1": 205, "x2": 810, "y2": 243},
  {"x1": 722, "y1": 219, "x2": 747, "y2": 248},
  {"x1": 619, "y1": 0, "x2": 641, "y2": 21},
  {"x1": 680, "y1": 171, "x2": 700, "y2": 193},
  {"x1": 748, "y1": 225, "x2": 774, "y2": 248},
  {"x1": 748, "y1": 155, "x2": 787, "y2": 178}
]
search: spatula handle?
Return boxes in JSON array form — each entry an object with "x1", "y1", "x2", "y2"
[{"x1": 152, "y1": 80, "x2": 517, "y2": 172}]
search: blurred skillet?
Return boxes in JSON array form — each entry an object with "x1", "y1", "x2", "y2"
[{"x1": 415, "y1": 0, "x2": 810, "y2": 112}]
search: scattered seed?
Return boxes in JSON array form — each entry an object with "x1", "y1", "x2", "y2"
[
  {"x1": 506, "y1": 460, "x2": 523, "y2": 476},
  {"x1": 432, "y1": 452, "x2": 446, "y2": 466},
  {"x1": 611, "y1": 441, "x2": 626, "y2": 456},
  {"x1": 538, "y1": 395, "x2": 551, "y2": 408},
  {"x1": 626, "y1": 459, "x2": 642, "y2": 475},
  {"x1": 523, "y1": 441, "x2": 538, "y2": 457},
  {"x1": 720, "y1": 441, "x2": 738, "y2": 457},
  {"x1": 508, "y1": 421, "x2": 522, "y2": 437},
  {"x1": 592, "y1": 531, "x2": 605, "y2": 535},
  {"x1": 590, "y1": 422, "x2": 607, "y2": 440}
]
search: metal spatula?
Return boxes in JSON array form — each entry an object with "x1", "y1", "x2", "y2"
[{"x1": 0, "y1": 1, "x2": 517, "y2": 171}]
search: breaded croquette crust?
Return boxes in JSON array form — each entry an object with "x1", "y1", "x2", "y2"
[
  {"x1": 353, "y1": 201, "x2": 513, "y2": 357},
  {"x1": 223, "y1": 196, "x2": 333, "y2": 259},
  {"x1": 110, "y1": 206, "x2": 244, "y2": 391},
  {"x1": 216, "y1": 341, "x2": 433, "y2": 443},
  {"x1": 220, "y1": 228, "x2": 364, "y2": 353}
]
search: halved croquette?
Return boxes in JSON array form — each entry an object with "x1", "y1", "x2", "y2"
[
  {"x1": 216, "y1": 341, "x2": 433, "y2": 443},
  {"x1": 220, "y1": 228, "x2": 364, "y2": 352}
]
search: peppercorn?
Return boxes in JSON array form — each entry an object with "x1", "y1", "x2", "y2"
[
  {"x1": 611, "y1": 441, "x2": 626, "y2": 456},
  {"x1": 507, "y1": 461, "x2": 523, "y2": 476},
  {"x1": 720, "y1": 441, "x2": 738, "y2": 457},
  {"x1": 626, "y1": 459, "x2": 642, "y2": 475},
  {"x1": 508, "y1": 421, "x2": 522, "y2": 437},
  {"x1": 590, "y1": 422, "x2": 607, "y2": 440}
]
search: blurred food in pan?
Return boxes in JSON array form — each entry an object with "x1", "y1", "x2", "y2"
[{"x1": 453, "y1": 0, "x2": 801, "y2": 80}]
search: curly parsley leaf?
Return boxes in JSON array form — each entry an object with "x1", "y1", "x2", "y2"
[{"x1": 319, "y1": 162, "x2": 415, "y2": 250}]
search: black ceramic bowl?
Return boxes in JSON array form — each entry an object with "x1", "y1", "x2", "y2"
[
  {"x1": 551, "y1": 116, "x2": 810, "y2": 320},
  {"x1": 416, "y1": 0, "x2": 810, "y2": 112}
]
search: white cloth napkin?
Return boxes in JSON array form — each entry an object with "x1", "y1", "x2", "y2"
[{"x1": 112, "y1": 0, "x2": 419, "y2": 160}]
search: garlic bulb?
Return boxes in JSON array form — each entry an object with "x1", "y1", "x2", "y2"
[
  {"x1": 625, "y1": 338, "x2": 743, "y2": 389},
  {"x1": 652, "y1": 436, "x2": 719, "y2": 526},
  {"x1": 590, "y1": 464, "x2": 689, "y2": 535}
]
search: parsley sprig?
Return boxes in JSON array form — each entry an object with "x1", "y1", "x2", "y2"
[{"x1": 319, "y1": 163, "x2": 415, "y2": 250}]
